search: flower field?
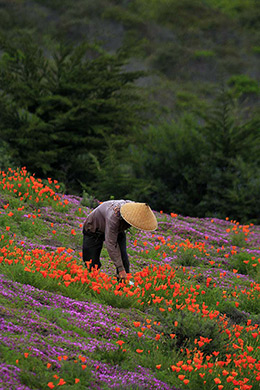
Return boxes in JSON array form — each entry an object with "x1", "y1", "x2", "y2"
[{"x1": 0, "y1": 167, "x2": 259, "y2": 390}]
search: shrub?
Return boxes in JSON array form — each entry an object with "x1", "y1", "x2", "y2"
[
  {"x1": 228, "y1": 74, "x2": 260, "y2": 96},
  {"x1": 150, "y1": 43, "x2": 190, "y2": 77},
  {"x1": 160, "y1": 310, "x2": 229, "y2": 357},
  {"x1": 176, "y1": 248, "x2": 202, "y2": 267},
  {"x1": 193, "y1": 50, "x2": 216, "y2": 59},
  {"x1": 80, "y1": 191, "x2": 99, "y2": 209},
  {"x1": 252, "y1": 46, "x2": 260, "y2": 54},
  {"x1": 94, "y1": 346, "x2": 127, "y2": 366},
  {"x1": 228, "y1": 251, "x2": 257, "y2": 276},
  {"x1": 230, "y1": 232, "x2": 247, "y2": 248},
  {"x1": 219, "y1": 301, "x2": 248, "y2": 324}
]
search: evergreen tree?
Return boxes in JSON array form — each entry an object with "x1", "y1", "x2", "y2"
[
  {"x1": 129, "y1": 90, "x2": 259, "y2": 223},
  {"x1": 199, "y1": 89, "x2": 260, "y2": 222},
  {"x1": 129, "y1": 114, "x2": 207, "y2": 215},
  {"x1": 0, "y1": 35, "x2": 147, "y2": 192}
]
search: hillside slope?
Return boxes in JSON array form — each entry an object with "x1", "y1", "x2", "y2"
[{"x1": 0, "y1": 168, "x2": 259, "y2": 389}]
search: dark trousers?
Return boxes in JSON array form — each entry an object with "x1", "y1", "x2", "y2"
[{"x1": 82, "y1": 231, "x2": 130, "y2": 274}]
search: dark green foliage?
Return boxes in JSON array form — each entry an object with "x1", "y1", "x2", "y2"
[
  {"x1": 131, "y1": 0, "x2": 214, "y2": 28},
  {"x1": 228, "y1": 74, "x2": 260, "y2": 97},
  {"x1": 80, "y1": 191, "x2": 100, "y2": 209},
  {"x1": 0, "y1": 35, "x2": 147, "y2": 194},
  {"x1": 160, "y1": 310, "x2": 229, "y2": 357},
  {"x1": 91, "y1": 135, "x2": 153, "y2": 202},
  {"x1": 198, "y1": 88, "x2": 260, "y2": 222},
  {"x1": 230, "y1": 231, "x2": 248, "y2": 247},
  {"x1": 127, "y1": 87, "x2": 260, "y2": 223},
  {"x1": 228, "y1": 252, "x2": 258, "y2": 277},
  {"x1": 219, "y1": 301, "x2": 248, "y2": 325},
  {"x1": 176, "y1": 248, "x2": 202, "y2": 267},
  {"x1": 128, "y1": 113, "x2": 208, "y2": 216},
  {"x1": 94, "y1": 346, "x2": 127, "y2": 365},
  {"x1": 19, "y1": 357, "x2": 93, "y2": 389},
  {"x1": 150, "y1": 43, "x2": 191, "y2": 79}
]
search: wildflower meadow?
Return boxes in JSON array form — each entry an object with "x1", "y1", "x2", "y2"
[{"x1": 0, "y1": 167, "x2": 259, "y2": 390}]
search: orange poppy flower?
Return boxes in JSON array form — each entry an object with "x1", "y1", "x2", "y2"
[{"x1": 116, "y1": 340, "x2": 125, "y2": 346}]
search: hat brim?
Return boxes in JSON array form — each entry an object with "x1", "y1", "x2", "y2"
[{"x1": 121, "y1": 202, "x2": 158, "y2": 231}]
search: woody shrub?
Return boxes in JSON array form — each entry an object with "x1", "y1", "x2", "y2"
[
  {"x1": 160, "y1": 310, "x2": 229, "y2": 357},
  {"x1": 219, "y1": 301, "x2": 248, "y2": 325},
  {"x1": 230, "y1": 232, "x2": 247, "y2": 248},
  {"x1": 239, "y1": 288, "x2": 260, "y2": 315},
  {"x1": 0, "y1": 35, "x2": 147, "y2": 195},
  {"x1": 175, "y1": 247, "x2": 202, "y2": 267},
  {"x1": 99, "y1": 289, "x2": 139, "y2": 309},
  {"x1": 228, "y1": 252, "x2": 257, "y2": 277},
  {"x1": 198, "y1": 89, "x2": 260, "y2": 223},
  {"x1": 80, "y1": 191, "x2": 99, "y2": 209},
  {"x1": 94, "y1": 346, "x2": 127, "y2": 366},
  {"x1": 228, "y1": 74, "x2": 260, "y2": 97},
  {"x1": 20, "y1": 356, "x2": 93, "y2": 390}
]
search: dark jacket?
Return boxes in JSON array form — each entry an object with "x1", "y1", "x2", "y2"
[{"x1": 83, "y1": 200, "x2": 132, "y2": 271}]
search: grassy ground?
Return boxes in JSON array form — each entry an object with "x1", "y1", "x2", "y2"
[{"x1": 0, "y1": 167, "x2": 259, "y2": 389}]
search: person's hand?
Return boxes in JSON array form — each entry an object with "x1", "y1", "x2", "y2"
[{"x1": 119, "y1": 269, "x2": 127, "y2": 281}]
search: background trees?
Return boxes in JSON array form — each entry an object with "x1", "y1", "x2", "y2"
[
  {"x1": 0, "y1": 37, "x2": 147, "y2": 193},
  {"x1": 0, "y1": 0, "x2": 259, "y2": 223}
]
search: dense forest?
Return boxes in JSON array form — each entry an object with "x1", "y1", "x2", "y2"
[{"x1": 0, "y1": 0, "x2": 259, "y2": 223}]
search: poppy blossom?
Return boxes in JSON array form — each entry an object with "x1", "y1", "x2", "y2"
[
  {"x1": 116, "y1": 340, "x2": 125, "y2": 346},
  {"x1": 57, "y1": 378, "x2": 66, "y2": 385}
]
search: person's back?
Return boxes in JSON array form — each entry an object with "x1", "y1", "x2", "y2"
[
  {"x1": 82, "y1": 200, "x2": 157, "y2": 281},
  {"x1": 83, "y1": 200, "x2": 132, "y2": 235}
]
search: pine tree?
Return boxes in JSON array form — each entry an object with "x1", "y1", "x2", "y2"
[
  {"x1": 199, "y1": 88, "x2": 260, "y2": 222},
  {"x1": 0, "y1": 35, "x2": 147, "y2": 192}
]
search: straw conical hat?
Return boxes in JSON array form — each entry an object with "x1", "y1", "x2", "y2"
[{"x1": 121, "y1": 202, "x2": 158, "y2": 231}]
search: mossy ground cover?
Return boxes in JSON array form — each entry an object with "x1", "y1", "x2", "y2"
[{"x1": 0, "y1": 167, "x2": 259, "y2": 389}]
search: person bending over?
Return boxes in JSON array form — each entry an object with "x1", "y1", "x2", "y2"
[{"x1": 82, "y1": 200, "x2": 157, "y2": 281}]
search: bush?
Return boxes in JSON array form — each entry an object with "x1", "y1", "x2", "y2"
[
  {"x1": 176, "y1": 248, "x2": 202, "y2": 267},
  {"x1": 228, "y1": 74, "x2": 260, "y2": 97},
  {"x1": 230, "y1": 232, "x2": 247, "y2": 248},
  {"x1": 229, "y1": 252, "x2": 258, "y2": 277},
  {"x1": 193, "y1": 50, "x2": 216, "y2": 59},
  {"x1": 219, "y1": 301, "x2": 248, "y2": 325},
  {"x1": 94, "y1": 346, "x2": 127, "y2": 366},
  {"x1": 150, "y1": 43, "x2": 190, "y2": 77},
  {"x1": 160, "y1": 310, "x2": 229, "y2": 357},
  {"x1": 80, "y1": 191, "x2": 99, "y2": 209}
]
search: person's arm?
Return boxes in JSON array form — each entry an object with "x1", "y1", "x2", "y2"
[{"x1": 105, "y1": 217, "x2": 125, "y2": 273}]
